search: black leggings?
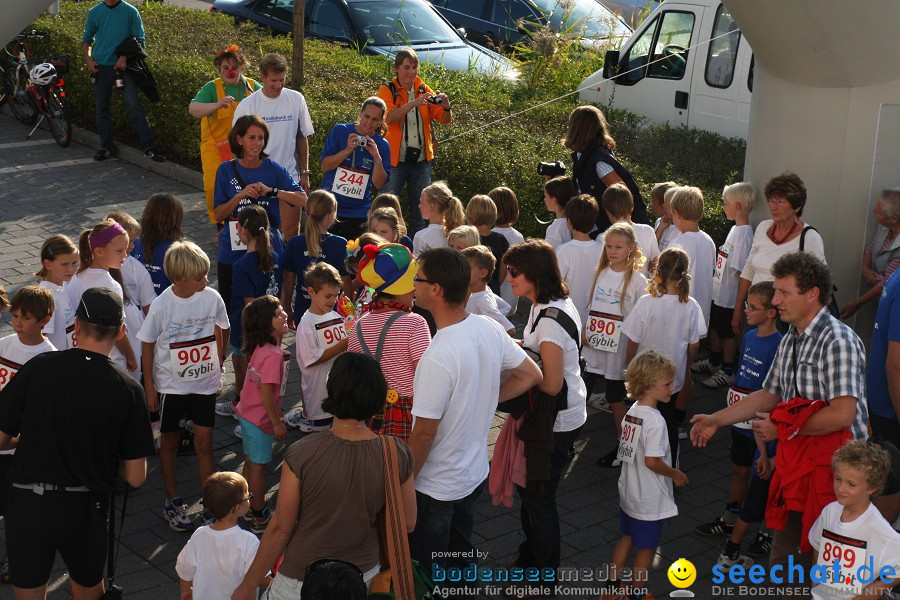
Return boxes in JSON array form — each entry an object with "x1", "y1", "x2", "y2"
[
  {"x1": 582, "y1": 372, "x2": 626, "y2": 404},
  {"x1": 217, "y1": 262, "x2": 233, "y2": 312},
  {"x1": 659, "y1": 397, "x2": 685, "y2": 468}
]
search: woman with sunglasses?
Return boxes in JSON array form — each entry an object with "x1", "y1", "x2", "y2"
[
  {"x1": 231, "y1": 353, "x2": 416, "y2": 599},
  {"x1": 502, "y1": 239, "x2": 587, "y2": 577},
  {"x1": 189, "y1": 45, "x2": 260, "y2": 224}
]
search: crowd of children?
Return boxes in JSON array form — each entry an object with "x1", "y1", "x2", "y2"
[{"x1": 1, "y1": 164, "x2": 899, "y2": 600}]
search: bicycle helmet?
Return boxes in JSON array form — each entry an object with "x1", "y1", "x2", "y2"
[{"x1": 29, "y1": 63, "x2": 57, "y2": 85}]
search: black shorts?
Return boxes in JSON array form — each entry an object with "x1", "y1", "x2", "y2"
[
  {"x1": 730, "y1": 428, "x2": 756, "y2": 467},
  {"x1": 739, "y1": 471, "x2": 772, "y2": 523},
  {"x1": 6, "y1": 487, "x2": 108, "y2": 588},
  {"x1": 159, "y1": 392, "x2": 216, "y2": 433},
  {"x1": 710, "y1": 304, "x2": 736, "y2": 340},
  {"x1": 0, "y1": 454, "x2": 11, "y2": 516}
]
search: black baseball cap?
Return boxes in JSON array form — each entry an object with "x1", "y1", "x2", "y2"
[{"x1": 75, "y1": 287, "x2": 124, "y2": 327}]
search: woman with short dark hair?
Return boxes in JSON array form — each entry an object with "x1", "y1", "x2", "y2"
[
  {"x1": 231, "y1": 352, "x2": 417, "y2": 600},
  {"x1": 502, "y1": 239, "x2": 587, "y2": 574}
]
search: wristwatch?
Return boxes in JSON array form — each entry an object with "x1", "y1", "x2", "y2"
[
  {"x1": 271, "y1": 187, "x2": 279, "y2": 196},
  {"x1": 300, "y1": 169, "x2": 312, "y2": 176}
]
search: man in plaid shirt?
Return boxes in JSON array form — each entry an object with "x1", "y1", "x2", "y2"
[{"x1": 690, "y1": 251, "x2": 868, "y2": 596}]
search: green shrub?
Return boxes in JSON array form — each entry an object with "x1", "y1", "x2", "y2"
[{"x1": 27, "y1": 1, "x2": 744, "y2": 244}]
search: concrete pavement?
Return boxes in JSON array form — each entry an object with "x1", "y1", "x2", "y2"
[{"x1": 0, "y1": 111, "x2": 756, "y2": 599}]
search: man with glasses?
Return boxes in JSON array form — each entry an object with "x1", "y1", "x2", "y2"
[
  {"x1": 690, "y1": 252, "x2": 868, "y2": 599},
  {"x1": 408, "y1": 248, "x2": 542, "y2": 576}
]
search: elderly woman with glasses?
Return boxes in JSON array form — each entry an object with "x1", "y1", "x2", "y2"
[
  {"x1": 731, "y1": 172, "x2": 827, "y2": 335},
  {"x1": 230, "y1": 353, "x2": 416, "y2": 600}
]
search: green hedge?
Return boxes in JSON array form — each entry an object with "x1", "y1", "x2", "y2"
[{"x1": 27, "y1": 1, "x2": 744, "y2": 244}]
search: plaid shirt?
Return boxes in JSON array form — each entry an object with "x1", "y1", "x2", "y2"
[{"x1": 763, "y1": 306, "x2": 869, "y2": 439}]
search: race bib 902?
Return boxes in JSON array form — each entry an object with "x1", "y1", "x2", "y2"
[{"x1": 170, "y1": 335, "x2": 218, "y2": 382}]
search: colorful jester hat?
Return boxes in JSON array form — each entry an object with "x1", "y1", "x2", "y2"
[{"x1": 357, "y1": 242, "x2": 418, "y2": 295}]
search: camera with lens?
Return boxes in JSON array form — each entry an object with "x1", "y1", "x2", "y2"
[
  {"x1": 537, "y1": 161, "x2": 566, "y2": 177},
  {"x1": 427, "y1": 93, "x2": 443, "y2": 105},
  {"x1": 355, "y1": 135, "x2": 368, "y2": 147}
]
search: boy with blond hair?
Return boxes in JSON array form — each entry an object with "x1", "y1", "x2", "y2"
[
  {"x1": 466, "y1": 195, "x2": 509, "y2": 295},
  {"x1": 138, "y1": 241, "x2": 230, "y2": 531},
  {"x1": 692, "y1": 183, "x2": 756, "y2": 388},
  {"x1": 603, "y1": 350, "x2": 688, "y2": 600},
  {"x1": 556, "y1": 193, "x2": 601, "y2": 326},
  {"x1": 809, "y1": 441, "x2": 900, "y2": 600},
  {"x1": 461, "y1": 245, "x2": 514, "y2": 335},
  {"x1": 603, "y1": 183, "x2": 660, "y2": 276},
  {"x1": 670, "y1": 186, "x2": 716, "y2": 328}
]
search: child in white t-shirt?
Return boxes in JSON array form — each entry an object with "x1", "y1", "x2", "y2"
[
  {"x1": 288, "y1": 262, "x2": 348, "y2": 431},
  {"x1": 489, "y1": 186, "x2": 525, "y2": 315},
  {"x1": 176, "y1": 472, "x2": 262, "y2": 600},
  {"x1": 36, "y1": 234, "x2": 79, "y2": 350},
  {"x1": 0, "y1": 285, "x2": 57, "y2": 394},
  {"x1": 583, "y1": 223, "x2": 648, "y2": 468},
  {"x1": 691, "y1": 182, "x2": 756, "y2": 389},
  {"x1": 809, "y1": 440, "x2": 900, "y2": 600},
  {"x1": 413, "y1": 181, "x2": 464, "y2": 255},
  {"x1": 669, "y1": 186, "x2": 716, "y2": 330},
  {"x1": 622, "y1": 248, "x2": 707, "y2": 468},
  {"x1": 138, "y1": 241, "x2": 230, "y2": 532},
  {"x1": 602, "y1": 183, "x2": 660, "y2": 277},
  {"x1": 108, "y1": 211, "x2": 157, "y2": 380},
  {"x1": 461, "y1": 245, "x2": 514, "y2": 335},
  {"x1": 543, "y1": 176, "x2": 576, "y2": 248},
  {"x1": 606, "y1": 350, "x2": 688, "y2": 598},
  {"x1": 556, "y1": 193, "x2": 602, "y2": 327},
  {"x1": 651, "y1": 183, "x2": 680, "y2": 252}
]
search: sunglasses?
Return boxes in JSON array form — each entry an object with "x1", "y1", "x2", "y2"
[
  {"x1": 507, "y1": 267, "x2": 522, "y2": 278},
  {"x1": 413, "y1": 276, "x2": 435, "y2": 284}
]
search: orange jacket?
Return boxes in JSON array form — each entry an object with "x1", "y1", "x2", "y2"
[{"x1": 377, "y1": 76, "x2": 451, "y2": 166}]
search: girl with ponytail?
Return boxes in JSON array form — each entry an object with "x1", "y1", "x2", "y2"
[{"x1": 412, "y1": 181, "x2": 464, "y2": 255}]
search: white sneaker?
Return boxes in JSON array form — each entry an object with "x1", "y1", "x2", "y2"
[
  {"x1": 716, "y1": 552, "x2": 753, "y2": 569},
  {"x1": 233, "y1": 424, "x2": 242, "y2": 439},
  {"x1": 285, "y1": 411, "x2": 330, "y2": 432},
  {"x1": 703, "y1": 370, "x2": 734, "y2": 389},
  {"x1": 587, "y1": 392, "x2": 612, "y2": 413},
  {"x1": 691, "y1": 358, "x2": 718, "y2": 375},
  {"x1": 216, "y1": 399, "x2": 239, "y2": 418}
]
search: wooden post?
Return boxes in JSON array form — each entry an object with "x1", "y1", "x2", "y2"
[{"x1": 292, "y1": 0, "x2": 304, "y2": 88}]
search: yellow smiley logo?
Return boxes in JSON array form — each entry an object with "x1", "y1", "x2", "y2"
[{"x1": 667, "y1": 558, "x2": 696, "y2": 588}]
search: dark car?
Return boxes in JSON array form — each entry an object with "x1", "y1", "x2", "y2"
[
  {"x1": 428, "y1": 0, "x2": 630, "y2": 50},
  {"x1": 210, "y1": 0, "x2": 517, "y2": 78}
]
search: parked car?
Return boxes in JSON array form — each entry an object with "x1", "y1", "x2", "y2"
[
  {"x1": 428, "y1": 0, "x2": 630, "y2": 50},
  {"x1": 209, "y1": 0, "x2": 517, "y2": 78},
  {"x1": 578, "y1": 0, "x2": 753, "y2": 140}
]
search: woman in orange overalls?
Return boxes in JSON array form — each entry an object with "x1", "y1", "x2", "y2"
[{"x1": 189, "y1": 45, "x2": 260, "y2": 224}]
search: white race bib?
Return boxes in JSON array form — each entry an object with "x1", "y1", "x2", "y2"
[
  {"x1": 229, "y1": 219, "x2": 247, "y2": 252},
  {"x1": 587, "y1": 310, "x2": 623, "y2": 353},
  {"x1": 712, "y1": 247, "x2": 728, "y2": 297},
  {"x1": 333, "y1": 166, "x2": 370, "y2": 200},
  {"x1": 726, "y1": 385, "x2": 753, "y2": 430},
  {"x1": 315, "y1": 317, "x2": 346, "y2": 348},
  {"x1": 280, "y1": 352, "x2": 290, "y2": 397},
  {"x1": 67, "y1": 322, "x2": 77, "y2": 349},
  {"x1": 0, "y1": 357, "x2": 22, "y2": 392},
  {"x1": 817, "y1": 529, "x2": 867, "y2": 594},
  {"x1": 170, "y1": 335, "x2": 218, "y2": 382},
  {"x1": 617, "y1": 414, "x2": 643, "y2": 465}
]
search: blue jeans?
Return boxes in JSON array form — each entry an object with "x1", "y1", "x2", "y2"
[
  {"x1": 381, "y1": 159, "x2": 432, "y2": 235},
  {"x1": 409, "y1": 478, "x2": 486, "y2": 570},
  {"x1": 92, "y1": 65, "x2": 155, "y2": 151},
  {"x1": 515, "y1": 426, "x2": 582, "y2": 570}
]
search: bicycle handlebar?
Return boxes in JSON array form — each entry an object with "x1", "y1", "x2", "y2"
[{"x1": 13, "y1": 30, "x2": 48, "y2": 42}]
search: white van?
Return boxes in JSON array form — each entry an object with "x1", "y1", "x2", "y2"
[{"x1": 578, "y1": 0, "x2": 753, "y2": 140}]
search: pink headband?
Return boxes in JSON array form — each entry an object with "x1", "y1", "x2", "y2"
[{"x1": 89, "y1": 223, "x2": 127, "y2": 249}]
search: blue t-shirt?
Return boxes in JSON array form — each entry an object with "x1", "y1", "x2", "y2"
[
  {"x1": 213, "y1": 158, "x2": 296, "y2": 265},
  {"x1": 320, "y1": 123, "x2": 391, "y2": 219},
  {"x1": 731, "y1": 327, "x2": 783, "y2": 438},
  {"x1": 280, "y1": 233, "x2": 347, "y2": 322},
  {"x1": 82, "y1": 0, "x2": 145, "y2": 67},
  {"x1": 229, "y1": 251, "x2": 283, "y2": 349},
  {"x1": 867, "y1": 272, "x2": 900, "y2": 420},
  {"x1": 400, "y1": 235, "x2": 414, "y2": 252},
  {"x1": 131, "y1": 238, "x2": 173, "y2": 295}
]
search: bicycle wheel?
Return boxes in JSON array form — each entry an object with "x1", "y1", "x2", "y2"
[
  {"x1": 46, "y1": 86, "x2": 71, "y2": 147},
  {"x1": 5, "y1": 65, "x2": 37, "y2": 125}
]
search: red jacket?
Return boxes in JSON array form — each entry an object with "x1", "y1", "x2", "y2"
[{"x1": 765, "y1": 397, "x2": 851, "y2": 552}]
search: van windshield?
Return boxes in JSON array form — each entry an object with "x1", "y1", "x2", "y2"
[{"x1": 531, "y1": 0, "x2": 629, "y2": 39}]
